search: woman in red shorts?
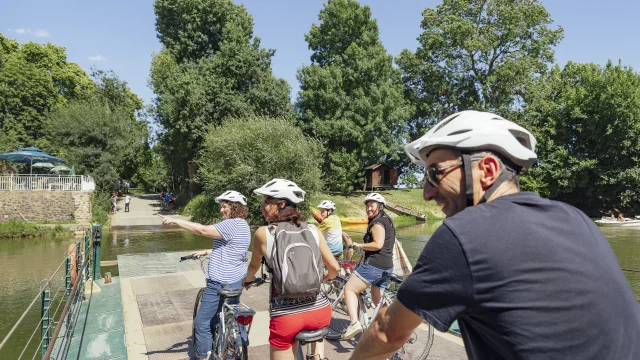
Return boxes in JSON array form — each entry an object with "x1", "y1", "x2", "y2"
[{"x1": 243, "y1": 178, "x2": 340, "y2": 360}]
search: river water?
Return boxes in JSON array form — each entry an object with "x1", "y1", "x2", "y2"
[{"x1": 1, "y1": 223, "x2": 639, "y2": 358}]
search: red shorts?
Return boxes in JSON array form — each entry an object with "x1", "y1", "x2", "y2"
[{"x1": 269, "y1": 305, "x2": 332, "y2": 350}]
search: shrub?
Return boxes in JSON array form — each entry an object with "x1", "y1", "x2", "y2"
[{"x1": 198, "y1": 117, "x2": 324, "y2": 224}]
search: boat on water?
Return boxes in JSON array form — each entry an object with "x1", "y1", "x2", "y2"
[
  {"x1": 594, "y1": 216, "x2": 640, "y2": 227},
  {"x1": 340, "y1": 217, "x2": 369, "y2": 225}
]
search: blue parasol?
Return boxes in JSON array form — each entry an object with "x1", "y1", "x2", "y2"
[{"x1": 0, "y1": 147, "x2": 65, "y2": 175}]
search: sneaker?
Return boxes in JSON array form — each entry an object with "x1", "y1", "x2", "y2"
[{"x1": 341, "y1": 320, "x2": 363, "y2": 340}]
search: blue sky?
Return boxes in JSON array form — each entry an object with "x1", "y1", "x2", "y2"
[{"x1": 1, "y1": 0, "x2": 639, "y2": 107}]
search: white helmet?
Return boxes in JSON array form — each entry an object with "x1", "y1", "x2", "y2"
[
  {"x1": 215, "y1": 190, "x2": 247, "y2": 206},
  {"x1": 363, "y1": 193, "x2": 386, "y2": 206},
  {"x1": 404, "y1": 110, "x2": 537, "y2": 172},
  {"x1": 253, "y1": 178, "x2": 306, "y2": 205},
  {"x1": 317, "y1": 200, "x2": 336, "y2": 210}
]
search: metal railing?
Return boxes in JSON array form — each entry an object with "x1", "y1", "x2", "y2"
[
  {"x1": 0, "y1": 225, "x2": 102, "y2": 360},
  {"x1": 0, "y1": 175, "x2": 95, "y2": 191}
]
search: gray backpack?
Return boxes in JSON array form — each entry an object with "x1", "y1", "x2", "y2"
[{"x1": 268, "y1": 221, "x2": 323, "y2": 299}]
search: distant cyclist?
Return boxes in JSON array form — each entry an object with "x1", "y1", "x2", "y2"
[
  {"x1": 342, "y1": 192, "x2": 396, "y2": 340},
  {"x1": 314, "y1": 200, "x2": 354, "y2": 266},
  {"x1": 158, "y1": 190, "x2": 250, "y2": 360},
  {"x1": 352, "y1": 110, "x2": 640, "y2": 359},
  {"x1": 243, "y1": 179, "x2": 339, "y2": 360}
]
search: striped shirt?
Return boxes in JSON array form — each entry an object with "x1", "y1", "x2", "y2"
[
  {"x1": 204, "y1": 218, "x2": 250, "y2": 284},
  {"x1": 264, "y1": 223, "x2": 330, "y2": 317}
]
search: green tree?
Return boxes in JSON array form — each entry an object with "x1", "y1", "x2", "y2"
[
  {"x1": 45, "y1": 95, "x2": 147, "y2": 191},
  {"x1": 0, "y1": 33, "x2": 94, "y2": 148},
  {"x1": 521, "y1": 61, "x2": 640, "y2": 215},
  {"x1": 197, "y1": 117, "x2": 323, "y2": 224},
  {"x1": 297, "y1": 0, "x2": 412, "y2": 192},
  {"x1": 150, "y1": 0, "x2": 293, "y2": 196},
  {"x1": 396, "y1": 0, "x2": 563, "y2": 135}
]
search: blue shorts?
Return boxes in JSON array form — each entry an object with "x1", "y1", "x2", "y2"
[{"x1": 354, "y1": 262, "x2": 394, "y2": 289}]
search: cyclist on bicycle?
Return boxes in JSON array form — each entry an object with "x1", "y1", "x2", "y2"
[
  {"x1": 352, "y1": 110, "x2": 640, "y2": 359},
  {"x1": 314, "y1": 200, "x2": 354, "y2": 267},
  {"x1": 342, "y1": 192, "x2": 396, "y2": 340},
  {"x1": 243, "y1": 179, "x2": 340, "y2": 360},
  {"x1": 158, "y1": 190, "x2": 250, "y2": 360}
]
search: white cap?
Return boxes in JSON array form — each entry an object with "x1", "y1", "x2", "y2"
[
  {"x1": 363, "y1": 193, "x2": 386, "y2": 206},
  {"x1": 317, "y1": 200, "x2": 336, "y2": 210},
  {"x1": 215, "y1": 190, "x2": 247, "y2": 206}
]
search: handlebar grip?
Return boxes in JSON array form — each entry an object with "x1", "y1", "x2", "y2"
[
  {"x1": 180, "y1": 255, "x2": 197, "y2": 261},
  {"x1": 244, "y1": 278, "x2": 266, "y2": 287}
]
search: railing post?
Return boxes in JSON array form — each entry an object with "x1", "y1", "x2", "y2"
[
  {"x1": 65, "y1": 256, "x2": 71, "y2": 298},
  {"x1": 40, "y1": 288, "x2": 51, "y2": 359},
  {"x1": 85, "y1": 231, "x2": 91, "y2": 280},
  {"x1": 92, "y1": 225, "x2": 102, "y2": 279}
]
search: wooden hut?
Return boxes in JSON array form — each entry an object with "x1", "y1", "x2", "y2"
[{"x1": 364, "y1": 163, "x2": 398, "y2": 191}]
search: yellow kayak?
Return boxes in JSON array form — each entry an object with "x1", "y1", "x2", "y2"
[{"x1": 340, "y1": 217, "x2": 368, "y2": 225}]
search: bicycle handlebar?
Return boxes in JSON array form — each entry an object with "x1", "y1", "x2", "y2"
[
  {"x1": 180, "y1": 254, "x2": 199, "y2": 261},
  {"x1": 243, "y1": 276, "x2": 267, "y2": 288}
]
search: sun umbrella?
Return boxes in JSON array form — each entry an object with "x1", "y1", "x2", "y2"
[
  {"x1": 50, "y1": 165, "x2": 71, "y2": 174},
  {"x1": 0, "y1": 147, "x2": 65, "y2": 175},
  {"x1": 32, "y1": 162, "x2": 55, "y2": 168}
]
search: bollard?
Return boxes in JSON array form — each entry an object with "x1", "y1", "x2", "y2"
[
  {"x1": 92, "y1": 225, "x2": 102, "y2": 279},
  {"x1": 41, "y1": 288, "x2": 51, "y2": 359}
]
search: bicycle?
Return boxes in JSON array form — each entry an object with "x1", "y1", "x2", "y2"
[
  {"x1": 181, "y1": 254, "x2": 265, "y2": 360},
  {"x1": 325, "y1": 271, "x2": 434, "y2": 359}
]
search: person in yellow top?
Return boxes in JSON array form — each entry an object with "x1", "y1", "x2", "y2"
[{"x1": 314, "y1": 200, "x2": 354, "y2": 263}]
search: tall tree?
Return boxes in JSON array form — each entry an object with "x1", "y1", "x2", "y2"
[
  {"x1": 397, "y1": 0, "x2": 563, "y2": 135},
  {"x1": 297, "y1": 0, "x2": 412, "y2": 192},
  {"x1": 521, "y1": 61, "x2": 640, "y2": 215},
  {"x1": 150, "y1": 0, "x2": 292, "y2": 195},
  {"x1": 0, "y1": 33, "x2": 94, "y2": 148}
]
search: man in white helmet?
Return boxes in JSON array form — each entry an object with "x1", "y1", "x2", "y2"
[
  {"x1": 314, "y1": 200, "x2": 354, "y2": 265},
  {"x1": 352, "y1": 111, "x2": 640, "y2": 359}
]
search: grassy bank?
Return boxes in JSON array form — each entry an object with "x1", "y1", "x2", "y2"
[
  {"x1": 0, "y1": 220, "x2": 73, "y2": 239},
  {"x1": 308, "y1": 189, "x2": 444, "y2": 221}
]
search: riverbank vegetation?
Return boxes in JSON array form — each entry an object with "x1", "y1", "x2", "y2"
[
  {"x1": 3, "y1": 0, "x2": 640, "y2": 223},
  {"x1": 0, "y1": 221, "x2": 72, "y2": 239}
]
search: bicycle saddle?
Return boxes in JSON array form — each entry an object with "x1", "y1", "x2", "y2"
[
  {"x1": 217, "y1": 288, "x2": 243, "y2": 298},
  {"x1": 388, "y1": 273, "x2": 404, "y2": 283},
  {"x1": 294, "y1": 327, "x2": 330, "y2": 344}
]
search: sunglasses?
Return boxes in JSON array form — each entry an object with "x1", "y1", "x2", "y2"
[{"x1": 425, "y1": 157, "x2": 483, "y2": 188}]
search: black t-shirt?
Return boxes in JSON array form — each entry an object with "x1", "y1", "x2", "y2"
[
  {"x1": 364, "y1": 211, "x2": 395, "y2": 269},
  {"x1": 397, "y1": 192, "x2": 640, "y2": 360}
]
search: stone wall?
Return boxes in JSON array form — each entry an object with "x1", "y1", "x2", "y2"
[{"x1": 0, "y1": 191, "x2": 92, "y2": 224}]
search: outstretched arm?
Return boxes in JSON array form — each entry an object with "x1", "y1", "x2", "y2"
[{"x1": 157, "y1": 215, "x2": 223, "y2": 238}]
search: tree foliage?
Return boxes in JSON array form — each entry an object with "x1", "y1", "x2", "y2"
[
  {"x1": 45, "y1": 70, "x2": 147, "y2": 192},
  {"x1": 521, "y1": 61, "x2": 640, "y2": 215},
  {"x1": 397, "y1": 0, "x2": 563, "y2": 135},
  {"x1": 0, "y1": 33, "x2": 94, "y2": 149},
  {"x1": 197, "y1": 117, "x2": 323, "y2": 224},
  {"x1": 297, "y1": 0, "x2": 412, "y2": 192},
  {"x1": 151, "y1": 0, "x2": 293, "y2": 194}
]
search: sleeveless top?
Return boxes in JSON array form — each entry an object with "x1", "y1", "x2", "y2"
[
  {"x1": 264, "y1": 221, "x2": 330, "y2": 317},
  {"x1": 363, "y1": 211, "x2": 395, "y2": 269}
]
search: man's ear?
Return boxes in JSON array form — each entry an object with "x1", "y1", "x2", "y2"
[{"x1": 478, "y1": 155, "x2": 501, "y2": 188}]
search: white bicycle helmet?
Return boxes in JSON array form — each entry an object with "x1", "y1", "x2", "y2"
[
  {"x1": 317, "y1": 200, "x2": 336, "y2": 210},
  {"x1": 363, "y1": 193, "x2": 386, "y2": 206},
  {"x1": 215, "y1": 190, "x2": 247, "y2": 206},
  {"x1": 253, "y1": 178, "x2": 306, "y2": 205},
  {"x1": 404, "y1": 110, "x2": 537, "y2": 172}
]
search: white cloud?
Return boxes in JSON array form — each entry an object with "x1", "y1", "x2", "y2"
[
  {"x1": 8, "y1": 28, "x2": 50, "y2": 37},
  {"x1": 88, "y1": 55, "x2": 107, "y2": 61},
  {"x1": 30, "y1": 29, "x2": 50, "y2": 37}
]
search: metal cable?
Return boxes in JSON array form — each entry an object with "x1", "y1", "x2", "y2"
[
  {"x1": 16, "y1": 302, "x2": 55, "y2": 360},
  {"x1": 0, "y1": 254, "x2": 67, "y2": 353},
  {"x1": 622, "y1": 268, "x2": 640, "y2": 273}
]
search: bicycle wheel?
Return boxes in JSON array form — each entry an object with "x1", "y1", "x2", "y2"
[
  {"x1": 192, "y1": 287, "x2": 205, "y2": 356},
  {"x1": 222, "y1": 315, "x2": 248, "y2": 360},
  {"x1": 326, "y1": 293, "x2": 366, "y2": 340}
]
